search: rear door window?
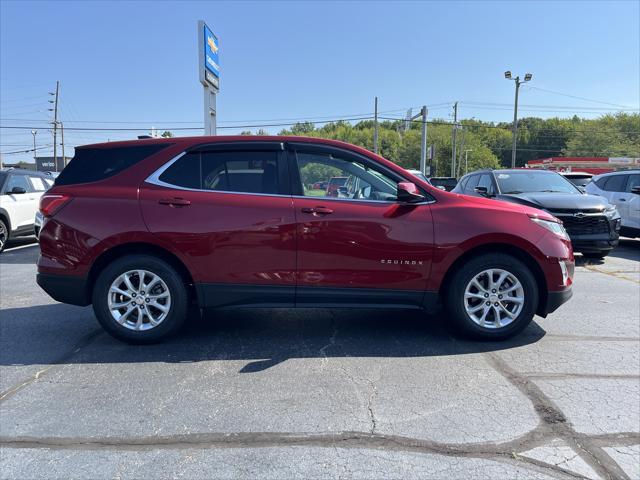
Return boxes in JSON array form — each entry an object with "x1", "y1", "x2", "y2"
[
  {"x1": 601, "y1": 174, "x2": 628, "y2": 192},
  {"x1": 157, "y1": 150, "x2": 281, "y2": 195},
  {"x1": 55, "y1": 144, "x2": 171, "y2": 186}
]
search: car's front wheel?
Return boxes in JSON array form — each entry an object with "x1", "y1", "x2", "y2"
[
  {"x1": 92, "y1": 255, "x2": 189, "y2": 344},
  {"x1": 445, "y1": 253, "x2": 539, "y2": 340}
]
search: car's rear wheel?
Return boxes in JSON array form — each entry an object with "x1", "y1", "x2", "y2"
[
  {"x1": 92, "y1": 255, "x2": 188, "y2": 344},
  {"x1": 0, "y1": 219, "x2": 8, "y2": 253},
  {"x1": 445, "y1": 253, "x2": 539, "y2": 340}
]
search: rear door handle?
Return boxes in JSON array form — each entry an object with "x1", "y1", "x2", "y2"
[
  {"x1": 301, "y1": 206, "x2": 334, "y2": 215},
  {"x1": 159, "y1": 197, "x2": 191, "y2": 207},
  {"x1": 618, "y1": 198, "x2": 626, "y2": 202}
]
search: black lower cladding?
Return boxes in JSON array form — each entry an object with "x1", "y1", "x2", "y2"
[
  {"x1": 197, "y1": 283, "x2": 438, "y2": 310},
  {"x1": 544, "y1": 287, "x2": 573, "y2": 315},
  {"x1": 36, "y1": 273, "x2": 90, "y2": 306}
]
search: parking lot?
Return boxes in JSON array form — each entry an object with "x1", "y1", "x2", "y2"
[{"x1": 0, "y1": 237, "x2": 638, "y2": 479}]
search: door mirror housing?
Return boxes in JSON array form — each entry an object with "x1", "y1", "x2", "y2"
[
  {"x1": 10, "y1": 186, "x2": 27, "y2": 194},
  {"x1": 631, "y1": 185, "x2": 640, "y2": 195},
  {"x1": 397, "y1": 182, "x2": 426, "y2": 203},
  {"x1": 474, "y1": 186, "x2": 492, "y2": 197}
]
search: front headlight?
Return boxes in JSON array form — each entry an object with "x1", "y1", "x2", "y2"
[{"x1": 530, "y1": 217, "x2": 570, "y2": 240}]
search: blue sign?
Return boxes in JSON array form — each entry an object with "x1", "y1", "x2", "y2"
[{"x1": 203, "y1": 25, "x2": 220, "y2": 78}]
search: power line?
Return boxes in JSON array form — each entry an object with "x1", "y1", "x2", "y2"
[{"x1": 525, "y1": 86, "x2": 634, "y2": 109}]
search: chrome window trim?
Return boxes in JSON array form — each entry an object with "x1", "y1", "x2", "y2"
[{"x1": 145, "y1": 151, "x2": 435, "y2": 205}]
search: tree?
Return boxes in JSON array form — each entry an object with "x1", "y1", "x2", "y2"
[{"x1": 160, "y1": 131, "x2": 174, "y2": 138}]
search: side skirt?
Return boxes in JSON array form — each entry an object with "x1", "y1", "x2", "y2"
[{"x1": 197, "y1": 283, "x2": 439, "y2": 312}]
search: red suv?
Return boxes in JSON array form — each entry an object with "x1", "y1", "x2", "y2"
[{"x1": 37, "y1": 137, "x2": 574, "y2": 343}]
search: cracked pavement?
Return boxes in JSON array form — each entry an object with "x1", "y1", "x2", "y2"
[{"x1": 1, "y1": 238, "x2": 639, "y2": 479}]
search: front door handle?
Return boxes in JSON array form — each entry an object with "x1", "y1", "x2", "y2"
[
  {"x1": 159, "y1": 197, "x2": 191, "y2": 207},
  {"x1": 618, "y1": 198, "x2": 626, "y2": 202},
  {"x1": 301, "y1": 206, "x2": 334, "y2": 216}
]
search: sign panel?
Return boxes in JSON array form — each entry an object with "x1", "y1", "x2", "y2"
[
  {"x1": 203, "y1": 24, "x2": 220, "y2": 78},
  {"x1": 198, "y1": 20, "x2": 220, "y2": 90}
]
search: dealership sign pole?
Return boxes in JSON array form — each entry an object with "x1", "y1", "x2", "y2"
[{"x1": 198, "y1": 21, "x2": 220, "y2": 136}]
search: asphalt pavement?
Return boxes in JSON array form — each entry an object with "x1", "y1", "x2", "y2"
[{"x1": 1, "y1": 237, "x2": 639, "y2": 479}]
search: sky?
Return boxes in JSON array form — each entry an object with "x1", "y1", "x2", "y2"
[{"x1": 1, "y1": 0, "x2": 639, "y2": 163}]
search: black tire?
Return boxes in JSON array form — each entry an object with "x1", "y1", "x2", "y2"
[
  {"x1": 445, "y1": 253, "x2": 539, "y2": 340},
  {"x1": 0, "y1": 218, "x2": 8, "y2": 253},
  {"x1": 92, "y1": 255, "x2": 188, "y2": 344},
  {"x1": 582, "y1": 251, "x2": 609, "y2": 259}
]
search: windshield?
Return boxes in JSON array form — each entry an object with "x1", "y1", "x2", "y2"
[{"x1": 495, "y1": 171, "x2": 580, "y2": 194}]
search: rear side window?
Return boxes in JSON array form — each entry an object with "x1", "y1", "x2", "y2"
[
  {"x1": 158, "y1": 150, "x2": 280, "y2": 195},
  {"x1": 55, "y1": 144, "x2": 171, "y2": 186},
  {"x1": 600, "y1": 174, "x2": 628, "y2": 192}
]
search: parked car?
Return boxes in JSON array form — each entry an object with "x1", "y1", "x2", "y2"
[
  {"x1": 37, "y1": 137, "x2": 574, "y2": 344},
  {"x1": 586, "y1": 170, "x2": 640, "y2": 238},
  {"x1": 311, "y1": 181, "x2": 328, "y2": 190},
  {"x1": 453, "y1": 169, "x2": 621, "y2": 258},
  {"x1": 0, "y1": 168, "x2": 54, "y2": 252},
  {"x1": 406, "y1": 169, "x2": 445, "y2": 190},
  {"x1": 429, "y1": 177, "x2": 458, "y2": 191},
  {"x1": 325, "y1": 176, "x2": 348, "y2": 197},
  {"x1": 561, "y1": 171, "x2": 593, "y2": 188}
]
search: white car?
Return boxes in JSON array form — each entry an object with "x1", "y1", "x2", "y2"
[
  {"x1": 0, "y1": 168, "x2": 54, "y2": 252},
  {"x1": 586, "y1": 170, "x2": 640, "y2": 238}
]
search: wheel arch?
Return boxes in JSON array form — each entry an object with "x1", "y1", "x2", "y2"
[
  {"x1": 439, "y1": 242, "x2": 549, "y2": 317},
  {"x1": 87, "y1": 242, "x2": 197, "y2": 304},
  {"x1": 0, "y1": 208, "x2": 11, "y2": 232}
]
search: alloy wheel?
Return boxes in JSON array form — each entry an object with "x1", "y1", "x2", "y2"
[
  {"x1": 107, "y1": 270, "x2": 171, "y2": 331},
  {"x1": 463, "y1": 268, "x2": 525, "y2": 329}
]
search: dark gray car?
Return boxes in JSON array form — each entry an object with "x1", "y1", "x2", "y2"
[{"x1": 452, "y1": 169, "x2": 621, "y2": 258}]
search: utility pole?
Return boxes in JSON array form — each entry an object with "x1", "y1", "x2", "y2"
[
  {"x1": 60, "y1": 122, "x2": 65, "y2": 168},
  {"x1": 31, "y1": 130, "x2": 37, "y2": 162},
  {"x1": 420, "y1": 106, "x2": 428, "y2": 175},
  {"x1": 373, "y1": 96, "x2": 379, "y2": 154},
  {"x1": 451, "y1": 102, "x2": 458, "y2": 177},
  {"x1": 504, "y1": 71, "x2": 532, "y2": 168},
  {"x1": 49, "y1": 81, "x2": 60, "y2": 172}
]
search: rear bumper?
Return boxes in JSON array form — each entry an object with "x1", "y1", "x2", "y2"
[
  {"x1": 543, "y1": 287, "x2": 573, "y2": 316},
  {"x1": 36, "y1": 273, "x2": 90, "y2": 306}
]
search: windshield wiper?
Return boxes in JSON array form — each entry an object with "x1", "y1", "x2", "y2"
[
  {"x1": 539, "y1": 190, "x2": 568, "y2": 193},
  {"x1": 502, "y1": 190, "x2": 523, "y2": 194}
]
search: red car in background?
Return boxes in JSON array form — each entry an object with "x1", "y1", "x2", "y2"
[
  {"x1": 325, "y1": 176, "x2": 348, "y2": 197},
  {"x1": 37, "y1": 136, "x2": 574, "y2": 343}
]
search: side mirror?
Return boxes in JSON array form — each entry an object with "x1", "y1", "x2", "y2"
[
  {"x1": 474, "y1": 186, "x2": 491, "y2": 197},
  {"x1": 632, "y1": 186, "x2": 640, "y2": 195},
  {"x1": 397, "y1": 182, "x2": 426, "y2": 204},
  {"x1": 10, "y1": 186, "x2": 27, "y2": 194}
]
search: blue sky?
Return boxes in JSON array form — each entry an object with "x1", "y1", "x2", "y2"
[{"x1": 1, "y1": 0, "x2": 638, "y2": 162}]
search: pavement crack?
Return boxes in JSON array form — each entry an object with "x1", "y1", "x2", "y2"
[{"x1": 484, "y1": 352, "x2": 634, "y2": 480}]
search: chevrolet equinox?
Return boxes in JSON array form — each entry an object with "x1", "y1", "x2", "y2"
[{"x1": 37, "y1": 137, "x2": 574, "y2": 343}]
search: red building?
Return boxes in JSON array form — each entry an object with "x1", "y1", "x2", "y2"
[{"x1": 527, "y1": 157, "x2": 639, "y2": 174}]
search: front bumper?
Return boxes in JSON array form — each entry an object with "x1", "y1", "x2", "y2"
[
  {"x1": 36, "y1": 273, "x2": 90, "y2": 306},
  {"x1": 560, "y1": 213, "x2": 621, "y2": 253}
]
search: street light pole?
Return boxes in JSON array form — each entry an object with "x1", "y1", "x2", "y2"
[
  {"x1": 31, "y1": 130, "x2": 37, "y2": 162},
  {"x1": 464, "y1": 149, "x2": 473, "y2": 175},
  {"x1": 504, "y1": 71, "x2": 532, "y2": 168}
]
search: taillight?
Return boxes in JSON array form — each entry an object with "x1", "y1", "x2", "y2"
[{"x1": 40, "y1": 194, "x2": 72, "y2": 217}]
